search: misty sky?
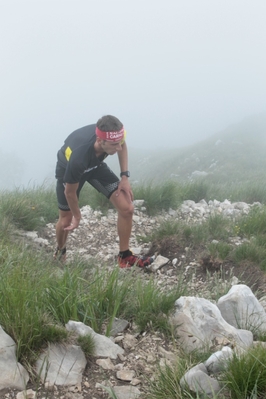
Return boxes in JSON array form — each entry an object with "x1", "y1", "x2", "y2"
[{"x1": 1, "y1": 0, "x2": 266, "y2": 186}]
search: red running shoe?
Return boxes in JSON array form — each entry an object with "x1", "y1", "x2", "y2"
[{"x1": 118, "y1": 253, "x2": 154, "y2": 268}]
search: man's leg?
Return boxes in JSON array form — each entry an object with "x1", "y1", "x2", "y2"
[
  {"x1": 110, "y1": 191, "x2": 153, "y2": 268},
  {"x1": 55, "y1": 209, "x2": 73, "y2": 250},
  {"x1": 110, "y1": 190, "x2": 134, "y2": 252},
  {"x1": 55, "y1": 175, "x2": 79, "y2": 259},
  {"x1": 88, "y1": 164, "x2": 153, "y2": 267}
]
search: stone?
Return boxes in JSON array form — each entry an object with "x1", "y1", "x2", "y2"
[
  {"x1": 112, "y1": 385, "x2": 141, "y2": 399},
  {"x1": 0, "y1": 326, "x2": 29, "y2": 390},
  {"x1": 96, "y1": 358, "x2": 115, "y2": 370},
  {"x1": 149, "y1": 255, "x2": 169, "y2": 272},
  {"x1": 16, "y1": 389, "x2": 37, "y2": 399},
  {"x1": 217, "y1": 284, "x2": 266, "y2": 333},
  {"x1": 35, "y1": 343, "x2": 86, "y2": 386},
  {"x1": 65, "y1": 321, "x2": 124, "y2": 359},
  {"x1": 110, "y1": 318, "x2": 129, "y2": 336},
  {"x1": 171, "y1": 296, "x2": 253, "y2": 353},
  {"x1": 116, "y1": 370, "x2": 135, "y2": 381}
]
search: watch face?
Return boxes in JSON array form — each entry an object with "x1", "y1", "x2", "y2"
[{"x1": 121, "y1": 171, "x2": 130, "y2": 177}]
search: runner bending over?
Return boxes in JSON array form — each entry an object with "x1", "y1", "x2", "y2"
[{"x1": 54, "y1": 114, "x2": 153, "y2": 268}]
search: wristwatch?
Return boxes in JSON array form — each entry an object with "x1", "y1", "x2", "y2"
[{"x1": 120, "y1": 171, "x2": 130, "y2": 178}]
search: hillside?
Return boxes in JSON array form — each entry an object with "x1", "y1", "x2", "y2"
[{"x1": 108, "y1": 113, "x2": 266, "y2": 184}]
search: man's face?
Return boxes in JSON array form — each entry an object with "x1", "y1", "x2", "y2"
[{"x1": 100, "y1": 140, "x2": 123, "y2": 155}]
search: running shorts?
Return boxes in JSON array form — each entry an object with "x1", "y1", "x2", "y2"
[{"x1": 55, "y1": 162, "x2": 119, "y2": 211}]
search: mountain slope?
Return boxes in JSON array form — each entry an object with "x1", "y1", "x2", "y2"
[{"x1": 108, "y1": 113, "x2": 266, "y2": 184}]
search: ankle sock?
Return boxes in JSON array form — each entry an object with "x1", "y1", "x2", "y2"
[
  {"x1": 56, "y1": 247, "x2": 66, "y2": 254},
  {"x1": 119, "y1": 249, "x2": 133, "y2": 259}
]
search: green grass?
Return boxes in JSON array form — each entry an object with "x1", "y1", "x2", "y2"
[
  {"x1": 221, "y1": 345, "x2": 266, "y2": 399},
  {"x1": 146, "y1": 354, "x2": 227, "y2": 399},
  {"x1": 133, "y1": 180, "x2": 180, "y2": 215},
  {"x1": 0, "y1": 239, "x2": 186, "y2": 365},
  {"x1": 146, "y1": 204, "x2": 266, "y2": 274},
  {"x1": 77, "y1": 334, "x2": 95, "y2": 357},
  {"x1": 146, "y1": 358, "x2": 189, "y2": 399},
  {"x1": 1, "y1": 181, "x2": 266, "y2": 396},
  {"x1": 146, "y1": 345, "x2": 266, "y2": 399},
  {"x1": 148, "y1": 213, "x2": 232, "y2": 248},
  {"x1": 123, "y1": 276, "x2": 186, "y2": 335},
  {"x1": 208, "y1": 242, "x2": 232, "y2": 260},
  {"x1": 0, "y1": 184, "x2": 58, "y2": 231},
  {"x1": 0, "y1": 244, "x2": 68, "y2": 361},
  {"x1": 180, "y1": 180, "x2": 210, "y2": 203}
]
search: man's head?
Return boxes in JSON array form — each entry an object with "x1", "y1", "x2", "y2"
[
  {"x1": 95, "y1": 115, "x2": 125, "y2": 155},
  {"x1": 96, "y1": 115, "x2": 124, "y2": 143},
  {"x1": 96, "y1": 115, "x2": 123, "y2": 132}
]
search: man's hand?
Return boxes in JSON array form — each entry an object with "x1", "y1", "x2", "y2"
[
  {"x1": 116, "y1": 178, "x2": 133, "y2": 203},
  {"x1": 64, "y1": 216, "x2": 81, "y2": 231}
]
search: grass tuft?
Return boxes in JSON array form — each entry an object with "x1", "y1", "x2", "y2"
[{"x1": 221, "y1": 344, "x2": 266, "y2": 399}]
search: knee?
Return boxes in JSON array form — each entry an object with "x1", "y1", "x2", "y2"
[
  {"x1": 119, "y1": 202, "x2": 134, "y2": 218},
  {"x1": 57, "y1": 215, "x2": 72, "y2": 229}
]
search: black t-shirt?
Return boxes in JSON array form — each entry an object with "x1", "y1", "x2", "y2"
[{"x1": 56, "y1": 124, "x2": 107, "y2": 183}]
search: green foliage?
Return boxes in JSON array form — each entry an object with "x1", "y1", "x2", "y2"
[
  {"x1": 181, "y1": 180, "x2": 209, "y2": 203},
  {"x1": 77, "y1": 334, "x2": 95, "y2": 357},
  {"x1": 149, "y1": 220, "x2": 182, "y2": 240},
  {"x1": 146, "y1": 356, "x2": 225, "y2": 399},
  {"x1": 123, "y1": 277, "x2": 186, "y2": 334},
  {"x1": 146, "y1": 359, "x2": 187, "y2": 399},
  {"x1": 204, "y1": 267, "x2": 236, "y2": 301},
  {"x1": 0, "y1": 184, "x2": 58, "y2": 231},
  {"x1": 221, "y1": 345, "x2": 266, "y2": 399},
  {"x1": 80, "y1": 266, "x2": 133, "y2": 334},
  {"x1": 232, "y1": 180, "x2": 266, "y2": 204},
  {"x1": 134, "y1": 180, "x2": 179, "y2": 215},
  {"x1": 45, "y1": 263, "x2": 135, "y2": 334},
  {"x1": 208, "y1": 242, "x2": 231, "y2": 260},
  {"x1": 149, "y1": 214, "x2": 232, "y2": 248},
  {"x1": 147, "y1": 208, "x2": 266, "y2": 275},
  {"x1": 237, "y1": 206, "x2": 266, "y2": 237},
  {"x1": 232, "y1": 242, "x2": 266, "y2": 265},
  {"x1": 45, "y1": 265, "x2": 90, "y2": 324},
  {"x1": 0, "y1": 216, "x2": 13, "y2": 242},
  {"x1": 1, "y1": 175, "x2": 266, "y2": 397},
  {"x1": 207, "y1": 214, "x2": 231, "y2": 240},
  {"x1": 0, "y1": 244, "x2": 67, "y2": 360}
]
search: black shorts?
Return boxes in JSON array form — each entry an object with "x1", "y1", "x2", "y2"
[{"x1": 56, "y1": 162, "x2": 119, "y2": 211}]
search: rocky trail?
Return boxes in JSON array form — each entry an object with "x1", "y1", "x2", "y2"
[{"x1": 4, "y1": 199, "x2": 266, "y2": 399}]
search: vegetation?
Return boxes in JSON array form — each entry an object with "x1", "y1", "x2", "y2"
[
  {"x1": 1, "y1": 127, "x2": 266, "y2": 398},
  {"x1": 145, "y1": 344, "x2": 266, "y2": 399},
  {"x1": 0, "y1": 182, "x2": 266, "y2": 399},
  {"x1": 220, "y1": 344, "x2": 266, "y2": 399}
]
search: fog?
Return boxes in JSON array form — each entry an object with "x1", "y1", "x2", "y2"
[{"x1": 1, "y1": 0, "x2": 266, "y2": 188}]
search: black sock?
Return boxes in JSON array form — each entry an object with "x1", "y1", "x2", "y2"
[{"x1": 119, "y1": 249, "x2": 132, "y2": 259}]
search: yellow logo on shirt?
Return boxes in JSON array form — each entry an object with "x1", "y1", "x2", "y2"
[{"x1": 65, "y1": 146, "x2": 72, "y2": 161}]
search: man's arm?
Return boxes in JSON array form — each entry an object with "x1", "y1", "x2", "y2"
[
  {"x1": 117, "y1": 141, "x2": 129, "y2": 172},
  {"x1": 64, "y1": 182, "x2": 82, "y2": 231},
  {"x1": 117, "y1": 142, "x2": 133, "y2": 203}
]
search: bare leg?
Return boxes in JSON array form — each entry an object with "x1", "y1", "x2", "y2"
[
  {"x1": 110, "y1": 191, "x2": 134, "y2": 252},
  {"x1": 55, "y1": 210, "x2": 73, "y2": 249}
]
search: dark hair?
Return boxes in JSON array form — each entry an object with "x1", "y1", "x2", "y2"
[{"x1": 96, "y1": 115, "x2": 123, "y2": 132}]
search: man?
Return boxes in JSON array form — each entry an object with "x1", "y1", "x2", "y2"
[{"x1": 54, "y1": 114, "x2": 154, "y2": 268}]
